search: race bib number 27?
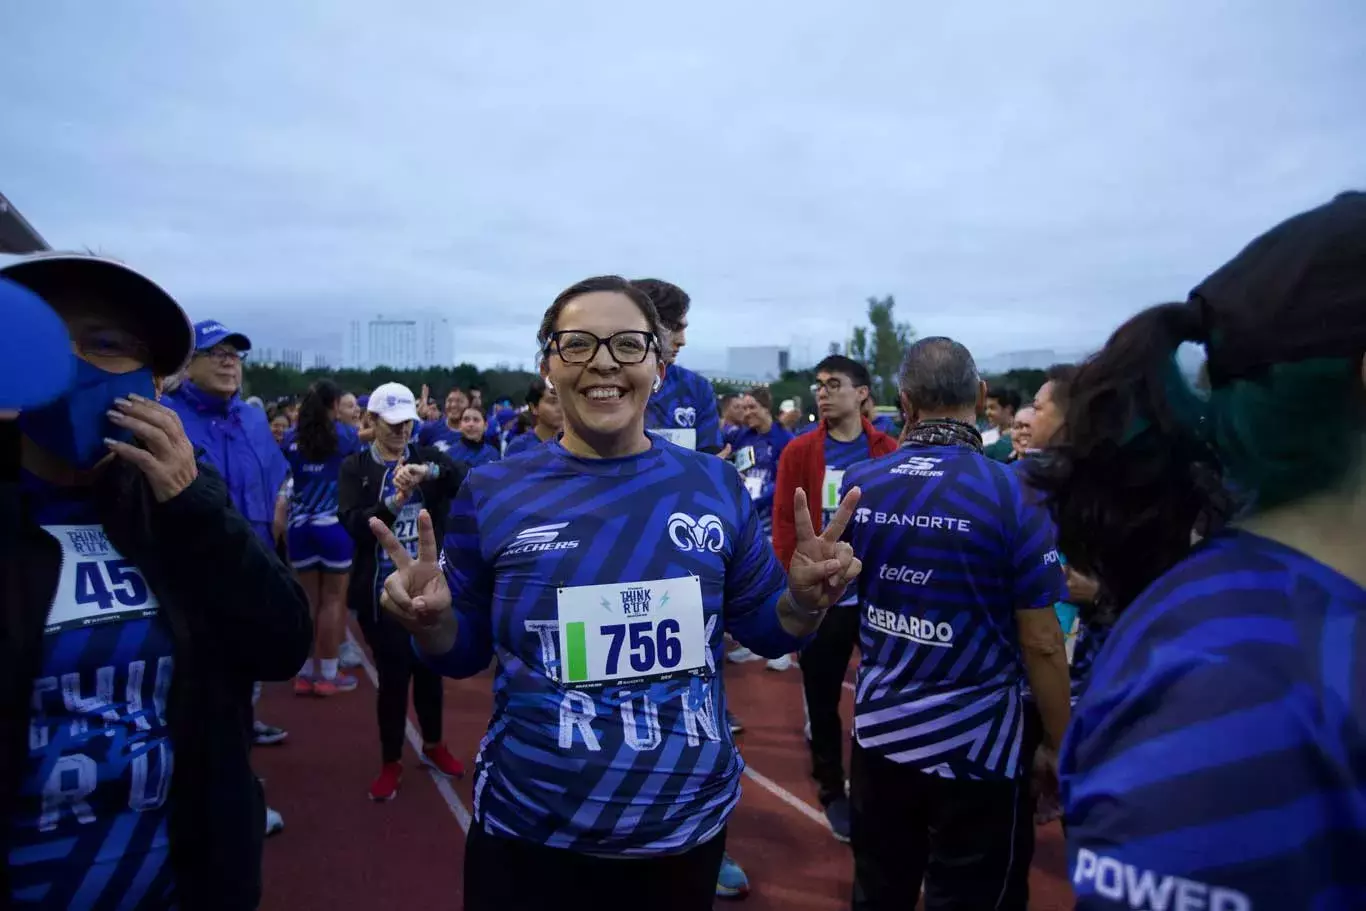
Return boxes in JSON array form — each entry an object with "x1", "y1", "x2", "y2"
[{"x1": 556, "y1": 576, "x2": 707, "y2": 687}]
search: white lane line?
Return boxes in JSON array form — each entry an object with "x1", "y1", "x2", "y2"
[
  {"x1": 742, "y1": 765, "x2": 830, "y2": 830},
  {"x1": 346, "y1": 628, "x2": 472, "y2": 832}
]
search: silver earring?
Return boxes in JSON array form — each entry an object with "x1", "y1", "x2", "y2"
[{"x1": 652, "y1": 378, "x2": 661, "y2": 393}]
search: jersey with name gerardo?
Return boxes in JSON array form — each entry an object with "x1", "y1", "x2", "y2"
[
  {"x1": 842, "y1": 443, "x2": 1064, "y2": 781},
  {"x1": 443, "y1": 439, "x2": 788, "y2": 854}
]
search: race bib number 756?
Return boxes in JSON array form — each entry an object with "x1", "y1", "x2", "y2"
[{"x1": 556, "y1": 576, "x2": 707, "y2": 688}]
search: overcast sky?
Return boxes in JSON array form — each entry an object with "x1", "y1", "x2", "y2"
[{"x1": 3, "y1": 1, "x2": 1364, "y2": 371}]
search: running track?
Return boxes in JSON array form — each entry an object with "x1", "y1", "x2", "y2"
[{"x1": 253, "y1": 627, "x2": 1073, "y2": 910}]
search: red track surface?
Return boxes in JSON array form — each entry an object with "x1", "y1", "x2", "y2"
[{"x1": 254, "y1": 630, "x2": 1073, "y2": 910}]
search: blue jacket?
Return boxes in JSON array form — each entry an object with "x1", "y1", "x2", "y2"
[{"x1": 166, "y1": 382, "x2": 290, "y2": 549}]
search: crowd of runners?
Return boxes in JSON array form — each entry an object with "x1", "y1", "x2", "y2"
[{"x1": 1, "y1": 190, "x2": 1364, "y2": 910}]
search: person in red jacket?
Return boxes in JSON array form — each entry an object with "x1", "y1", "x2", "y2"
[{"x1": 772, "y1": 354, "x2": 897, "y2": 843}]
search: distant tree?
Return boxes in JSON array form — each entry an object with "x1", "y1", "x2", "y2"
[
  {"x1": 866, "y1": 295, "x2": 915, "y2": 404},
  {"x1": 849, "y1": 326, "x2": 869, "y2": 363}
]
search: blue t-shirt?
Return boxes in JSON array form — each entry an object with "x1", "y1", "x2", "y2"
[
  {"x1": 503, "y1": 431, "x2": 554, "y2": 458},
  {"x1": 646, "y1": 364, "x2": 722, "y2": 453},
  {"x1": 842, "y1": 443, "x2": 1064, "y2": 781},
  {"x1": 731, "y1": 423, "x2": 793, "y2": 537},
  {"x1": 425, "y1": 438, "x2": 806, "y2": 854},
  {"x1": 9, "y1": 485, "x2": 176, "y2": 908},
  {"x1": 445, "y1": 437, "x2": 500, "y2": 469},
  {"x1": 416, "y1": 420, "x2": 460, "y2": 453},
  {"x1": 283, "y1": 421, "x2": 363, "y2": 525},
  {"x1": 1064, "y1": 531, "x2": 1366, "y2": 909}
]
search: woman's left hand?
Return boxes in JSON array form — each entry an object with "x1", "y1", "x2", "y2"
[
  {"x1": 787, "y1": 486, "x2": 863, "y2": 612},
  {"x1": 105, "y1": 393, "x2": 199, "y2": 502}
]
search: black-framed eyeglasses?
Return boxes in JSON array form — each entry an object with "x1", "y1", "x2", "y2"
[
  {"x1": 543, "y1": 330, "x2": 656, "y2": 366},
  {"x1": 198, "y1": 346, "x2": 247, "y2": 364},
  {"x1": 811, "y1": 379, "x2": 847, "y2": 395}
]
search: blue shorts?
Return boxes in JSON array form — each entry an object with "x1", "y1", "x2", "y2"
[{"x1": 288, "y1": 517, "x2": 353, "y2": 573}]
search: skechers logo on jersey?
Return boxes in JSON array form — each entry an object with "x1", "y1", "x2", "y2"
[
  {"x1": 878, "y1": 565, "x2": 934, "y2": 585},
  {"x1": 891, "y1": 456, "x2": 944, "y2": 477},
  {"x1": 668, "y1": 513, "x2": 724, "y2": 553},
  {"x1": 866, "y1": 605, "x2": 954, "y2": 647},
  {"x1": 1073, "y1": 849, "x2": 1250, "y2": 911},
  {"x1": 507, "y1": 522, "x2": 580, "y2": 555},
  {"x1": 853, "y1": 509, "x2": 971, "y2": 533}
]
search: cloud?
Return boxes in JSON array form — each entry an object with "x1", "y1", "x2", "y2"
[{"x1": 2, "y1": 0, "x2": 1363, "y2": 370}]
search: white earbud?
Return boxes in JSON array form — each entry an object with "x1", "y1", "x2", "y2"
[{"x1": 544, "y1": 378, "x2": 554, "y2": 392}]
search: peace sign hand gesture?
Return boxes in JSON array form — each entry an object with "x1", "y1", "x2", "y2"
[
  {"x1": 787, "y1": 486, "x2": 863, "y2": 613},
  {"x1": 368, "y1": 510, "x2": 453, "y2": 635}
]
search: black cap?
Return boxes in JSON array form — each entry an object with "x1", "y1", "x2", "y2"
[{"x1": 1196, "y1": 191, "x2": 1366, "y2": 385}]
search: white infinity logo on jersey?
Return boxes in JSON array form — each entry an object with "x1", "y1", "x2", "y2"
[
  {"x1": 667, "y1": 513, "x2": 724, "y2": 553},
  {"x1": 673, "y1": 406, "x2": 697, "y2": 428},
  {"x1": 514, "y1": 523, "x2": 569, "y2": 545}
]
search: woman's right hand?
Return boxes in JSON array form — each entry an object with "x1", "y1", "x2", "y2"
[{"x1": 369, "y1": 510, "x2": 453, "y2": 634}]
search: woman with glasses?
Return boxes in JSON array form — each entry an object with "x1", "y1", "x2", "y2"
[
  {"x1": 284, "y1": 379, "x2": 365, "y2": 696},
  {"x1": 0, "y1": 253, "x2": 311, "y2": 910},
  {"x1": 370, "y1": 275, "x2": 863, "y2": 911}
]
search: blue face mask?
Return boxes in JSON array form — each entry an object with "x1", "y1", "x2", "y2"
[{"x1": 19, "y1": 356, "x2": 157, "y2": 470}]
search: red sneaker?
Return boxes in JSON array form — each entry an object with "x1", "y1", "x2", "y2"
[
  {"x1": 368, "y1": 762, "x2": 403, "y2": 801},
  {"x1": 293, "y1": 676, "x2": 314, "y2": 697},
  {"x1": 421, "y1": 744, "x2": 465, "y2": 779}
]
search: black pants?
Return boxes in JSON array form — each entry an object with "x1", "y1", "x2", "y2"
[
  {"x1": 464, "y1": 820, "x2": 726, "y2": 911},
  {"x1": 1001, "y1": 701, "x2": 1044, "y2": 909},
  {"x1": 850, "y1": 743, "x2": 1023, "y2": 911},
  {"x1": 357, "y1": 606, "x2": 443, "y2": 764},
  {"x1": 801, "y1": 602, "x2": 860, "y2": 806}
]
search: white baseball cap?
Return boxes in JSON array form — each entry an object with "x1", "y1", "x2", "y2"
[{"x1": 367, "y1": 382, "x2": 420, "y2": 424}]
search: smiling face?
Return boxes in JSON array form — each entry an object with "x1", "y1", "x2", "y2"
[
  {"x1": 458, "y1": 406, "x2": 486, "y2": 442},
  {"x1": 542, "y1": 290, "x2": 663, "y2": 455}
]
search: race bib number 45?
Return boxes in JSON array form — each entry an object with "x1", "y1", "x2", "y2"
[
  {"x1": 556, "y1": 576, "x2": 707, "y2": 688},
  {"x1": 42, "y1": 524, "x2": 158, "y2": 633}
]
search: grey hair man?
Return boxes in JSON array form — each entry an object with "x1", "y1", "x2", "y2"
[{"x1": 838, "y1": 335, "x2": 1070, "y2": 910}]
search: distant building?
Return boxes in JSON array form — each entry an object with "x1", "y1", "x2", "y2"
[
  {"x1": 724, "y1": 346, "x2": 791, "y2": 382},
  {"x1": 346, "y1": 313, "x2": 454, "y2": 369}
]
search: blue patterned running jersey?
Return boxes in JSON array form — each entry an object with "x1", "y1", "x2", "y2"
[
  {"x1": 646, "y1": 364, "x2": 722, "y2": 452},
  {"x1": 9, "y1": 485, "x2": 176, "y2": 909},
  {"x1": 425, "y1": 438, "x2": 805, "y2": 854},
  {"x1": 284, "y1": 422, "x2": 363, "y2": 525},
  {"x1": 842, "y1": 444, "x2": 1064, "y2": 781},
  {"x1": 1064, "y1": 530, "x2": 1366, "y2": 909}
]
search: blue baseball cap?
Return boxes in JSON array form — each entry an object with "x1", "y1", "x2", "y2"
[
  {"x1": 193, "y1": 319, "x2": 252, "y2": 353},
  {"x1": 0, "y1": 276, "x2": 76, "y2": 410},
  {"x1": 0, "y1": 251, "x2": 194, "y2": 378}
]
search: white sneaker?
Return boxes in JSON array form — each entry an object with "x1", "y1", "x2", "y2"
[
  {"x1": 727, "y1": 646, "x2": 762, "y2": 664},
  {"x1": 766, "y1": 655, "x2": 793, "y2": 672},
  {"x1": 339, "y1": 640, "x2": 365, "y2": 670},
  {"x1": 265, "y1": 806, "x2": 284, "y2": 837}
]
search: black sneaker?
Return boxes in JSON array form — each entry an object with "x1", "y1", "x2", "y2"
[
  {"x1": 726, "y1": 711, "x2": 744, "y2": 735},
  {"x1": 253, "y1": 720, "x2": 288, "y2": 746},
  {"x1": 825, "y1": 796, "x2": 852, "y2": 844}
]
